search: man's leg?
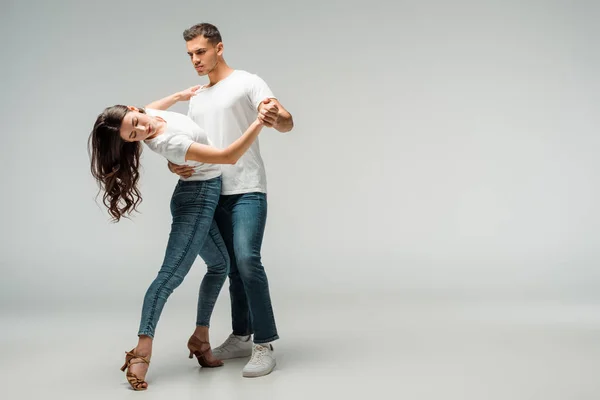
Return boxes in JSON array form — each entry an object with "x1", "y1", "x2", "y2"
[
  {"x1": 212, "y1": 192, "x2": 279, "y2": 376},
  {"x1": 214, "y1": 195, "x2": 253, "y2": 336},
  {"x1": 210, "y1": 194, "x2": 254, "y2": 360},
  {"x1": 227, "y1": 192, "x2": 278, "y2": 377},
  {"x1": 228, "y1": 192, "x2": 278, "y2": 344}
]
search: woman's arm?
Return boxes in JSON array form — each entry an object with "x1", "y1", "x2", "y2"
[
  {"x1": 145, "y1": 86, "x2": 201, "y2": 110},
  {"x1": 185, "y1": 119, "x2": 264, "y2": 164}
]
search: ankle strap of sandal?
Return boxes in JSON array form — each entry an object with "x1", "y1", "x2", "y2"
[{"x1": 125, "y1": 350, "x2": 150, "y2": 365}]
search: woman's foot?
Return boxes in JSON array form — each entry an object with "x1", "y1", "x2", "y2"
[
  {"x1": 121, "y1": 348, "x2": 151, "y2": 390},
  {"x1": 187, "y1": 334, "x2": 223, "y2": 368},
  {"x1": 121, "y1": 336, "x2": 152, "y2": 390}
]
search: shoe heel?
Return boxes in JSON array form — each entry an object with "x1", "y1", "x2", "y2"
[
  {"x1": 187, "y1": 336, "x2": 224, "y2": 368},
  {"x1": 196, "y1": 352, "x2": 224, "y2": 368}
]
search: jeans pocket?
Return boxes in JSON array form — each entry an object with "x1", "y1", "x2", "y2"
[{"x1": 170, "y1": 185, "x2": 202, "y2": 211}]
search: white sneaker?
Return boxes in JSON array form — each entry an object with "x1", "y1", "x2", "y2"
[
  {"x1": 242, "y1": 343, "x2": 276, "y2": 378},
  {"x1": 211, "y1": 334, "x2": 253, "y2": 360}
]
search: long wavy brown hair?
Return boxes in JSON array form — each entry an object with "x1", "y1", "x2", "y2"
[{"x1": 88, "y1": 105, "x2": 145, "y2": 222}]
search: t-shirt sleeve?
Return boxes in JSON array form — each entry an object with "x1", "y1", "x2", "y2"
[
  {"x1": 248, "y1": 74, "x2": 276, "y2": 111},
  {"x1": 164, "y1": 134, "x2": 195, "y2": 165}
]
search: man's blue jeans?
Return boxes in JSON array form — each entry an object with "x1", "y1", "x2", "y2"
[{"x1": 215, "y1": 192, "x2": 279, "y2": 344}]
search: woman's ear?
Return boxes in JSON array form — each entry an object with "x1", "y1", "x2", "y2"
[{"x1": 126, "y1": 105, "x2": 138, "y2": 112}]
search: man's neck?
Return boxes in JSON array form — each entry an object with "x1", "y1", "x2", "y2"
[{"x1": 207, "y1": 61, "x2": 234, "y2": 87}]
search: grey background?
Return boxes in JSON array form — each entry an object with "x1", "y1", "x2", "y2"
[
  {"x1": 1, "y1": 0, "x2": 599, "y2": 398},
  {"x1": 2, "y1": 0, "x2": 598, "y2": 307}
]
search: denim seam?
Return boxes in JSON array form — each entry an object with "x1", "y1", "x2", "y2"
[
  {"x1": 195, "y1": 227, "x2": 229, "y2": 327},
  {"x1": 143, "y1": 183, "x2": 207, "y2": 334},
  {"x1": 208, "y1": 226, "x2": 230, "y2": 274}
]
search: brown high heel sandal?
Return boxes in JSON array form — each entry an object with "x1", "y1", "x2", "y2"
[
  {"x1": 120, "y1": 349, "x2": 151, "y2": 391},
  {"x1": 187, "y1": 336, "x2": 224, "y2": 368}
]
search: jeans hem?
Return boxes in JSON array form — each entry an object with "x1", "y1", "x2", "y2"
[
  {"x1": 138, "y1": 331, "x2": 155, "y2": 339},
  {"x1": 253, "y1": 334, "x2": 279, "y2": 344}
]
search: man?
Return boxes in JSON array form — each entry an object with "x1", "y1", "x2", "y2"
[{"x1": 168, "y1": 23, "x2": 294, "y2": 378}]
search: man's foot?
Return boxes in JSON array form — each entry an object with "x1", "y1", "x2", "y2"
[
  {"x1": 211, "y1": 333, "x2": 253, "y2": 360},
  {"x1": 242, "y1": 343, "x2": 276, "y2": 378}
]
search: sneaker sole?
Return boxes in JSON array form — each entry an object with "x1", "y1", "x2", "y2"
[{"x1": 242, "y1": 360, "x2": 276, "y2": 378}]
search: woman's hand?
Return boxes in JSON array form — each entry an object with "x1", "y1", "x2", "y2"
[
  {"x1": 178, "y1": 85, "x2": 202, "y2": 101},
  {"x1": 146, "y1": 86, "x2": 201, "y2": 110}
]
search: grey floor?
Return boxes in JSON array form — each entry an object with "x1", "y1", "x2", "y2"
[{"x1": 2, "y1": 294, "x2": 600, "y2": 400}]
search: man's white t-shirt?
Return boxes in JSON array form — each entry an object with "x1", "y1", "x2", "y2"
[
  {"x1": 187, "y1": 69, "x2": 275, "y2": 195},
  {"x1": 144, "y1": 108, "x2": 222, "y2": 181}
]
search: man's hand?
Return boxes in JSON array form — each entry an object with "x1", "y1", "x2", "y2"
[
  {"x1": 258, "y1": 98, "x2": 279, "y2": 127},
  {"x1": 178, "y1": 85, "x2": 202, "y2": 101},
  {"x1": 168, "y1": 161, "x2": 195, "y2": 178}
]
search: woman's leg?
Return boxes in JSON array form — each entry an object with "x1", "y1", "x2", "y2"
[
  {"x1": 191, "y1": 219, "x2": 230, "y2": 346},
  {"x1": 196, "y1": 219, "x2": 230, "y2": 327},
  {"x1": 127, "y1": 178, "x2": 221, "y2": 384}
]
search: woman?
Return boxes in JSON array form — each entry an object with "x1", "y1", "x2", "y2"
[{"x1": 88, "y1": 86, "x2": 265, "y2": 390}]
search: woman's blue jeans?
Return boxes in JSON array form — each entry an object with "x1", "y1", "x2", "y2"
[{"x1": 138, "y1": 177, "x2": 229, "y2": 338}]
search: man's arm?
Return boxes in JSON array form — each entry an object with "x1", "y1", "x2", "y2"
[{"x1": 258, "y1": 98, "x2": 294, "y2": 133}]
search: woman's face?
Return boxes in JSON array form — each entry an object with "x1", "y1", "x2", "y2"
[{"x1": 119, "y1": 108, "x2": 157, "y2": 142}]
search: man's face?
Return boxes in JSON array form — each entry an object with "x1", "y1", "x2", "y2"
[{"x1": 186, "y1": 35, "x2": 222, "y2": 76}]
